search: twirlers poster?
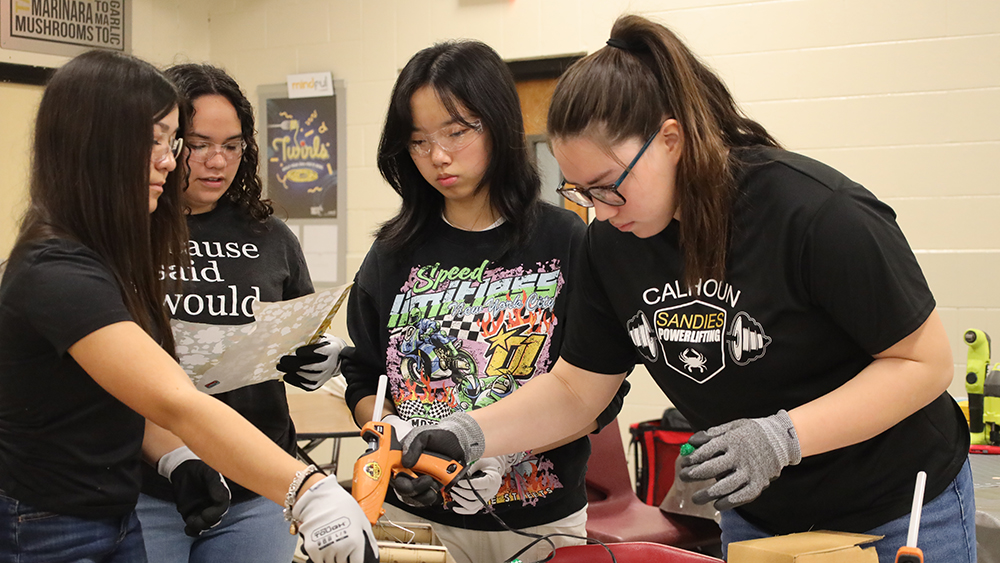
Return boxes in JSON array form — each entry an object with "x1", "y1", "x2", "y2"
[{"x1": 265, "y1": 95, "x2": 339, "y2": 218}]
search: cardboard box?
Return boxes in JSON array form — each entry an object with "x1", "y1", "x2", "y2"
[
  {"x1": 294, "y1": 522, "x2": 452, "y2": 563},
  {"x1": 374, "y1": 522, "x2": 450, "y2": 563},
  {"x1": 728, "y1": 531, "x2": 881, "y2": 563}
]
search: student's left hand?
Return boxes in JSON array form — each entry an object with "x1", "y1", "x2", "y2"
[
  {"x1": 158, "y1": 446, "x2": 231, "y2": 537},
  {"x1": 448, "y1": 453, "x2": 525, "y2": 515},
  {"x1": 278, "y1": 336, "x2": 347, "y2": 391},
  {"x1": 678, "y1": 410, "x2": 801, "y2": 511}
]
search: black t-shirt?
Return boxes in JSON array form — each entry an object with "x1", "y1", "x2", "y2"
[
  {"x1": 141, "y1": 201, "x2": 314, "y2": 503},
  {"x1": 0, "y1": 239, "x2": 144, "y2": 518},
  {"x1": 561, "y1": 147, "x2": 968, "y2": 535},
  {"x1": 342, "y1": 203, "x2": 595, "y2": 530}
]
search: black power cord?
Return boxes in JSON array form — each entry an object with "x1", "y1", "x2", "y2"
[{"x1": 459, "y1": 473, "x2": 617, "y2": 563}]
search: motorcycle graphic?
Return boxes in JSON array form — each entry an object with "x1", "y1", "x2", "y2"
[
  {"x1": 399, "y1": 319, "x2": 478, "y2": 382},
  {"x1": 453, "y1": 372, "x2": 517, "y2": 411}
]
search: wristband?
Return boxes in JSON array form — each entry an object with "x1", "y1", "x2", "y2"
[{"x1": 283, "y1": 464, "x2": 324, "y2": 534}]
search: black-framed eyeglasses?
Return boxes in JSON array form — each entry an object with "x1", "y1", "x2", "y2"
[{"x1": 556, "y1": 126, "x2": 660, "y2": 208}]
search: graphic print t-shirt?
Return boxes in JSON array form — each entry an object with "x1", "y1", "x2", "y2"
[{"x1": 343, "y1": 204, "x2": 590, "y2": 530}]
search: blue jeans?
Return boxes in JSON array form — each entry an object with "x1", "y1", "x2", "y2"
[
  {"x1": 719, "y1": 460, "x2": 977, "y2": 563},
  {"x1": 135, "y1": 493, "x2": 298, "y2": 563},
  {"x1": 0, "y1": 490, "x2": 146, "y2": 563}
]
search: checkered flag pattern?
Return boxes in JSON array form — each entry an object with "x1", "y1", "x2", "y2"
[
  {"x1": 438, "y1": 314, "x2": 482, "y2": 343},
  {"x1": 397, "y1": 399, "x2": 455, "y2": 425}
]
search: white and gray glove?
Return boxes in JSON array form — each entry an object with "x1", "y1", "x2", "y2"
[
  {"x1": 278, "y1": 335, "x2": 347, "y2": 391},
  {"x1": 293, "y1": 475, "x2": 378, "y2": 563},
  {"x1": 157, "y1": 446, "x2": 231, "y2": 537},
  {"x1": 449, "y1": 452, "x2": 526, "y2": 515},
  {"x1": 678, "y1": 410, "x2": 801, "y2": 511}
]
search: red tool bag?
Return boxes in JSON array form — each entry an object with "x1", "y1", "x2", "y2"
[{"x1": 628, "y1": 409, "x2": 694, "y2": 506}]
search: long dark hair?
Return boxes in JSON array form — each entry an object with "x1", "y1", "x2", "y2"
[
  {"x1": 166, "y1": 63, "x2": 273, "y2": 223},
  {"x1": 13, "y1": 50, "x2": 188, "y2": 351},
  {"x1": 376, "y1": 40, "x2": 540, "y2": 255},
  {"x1": 548, "y1": 15, "x2": 779, "y2": 286}
]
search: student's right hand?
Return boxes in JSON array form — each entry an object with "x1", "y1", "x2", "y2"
[
  {"x1": 293, "y1": 475, "x2": 378, "y2": 563},
  {"x1": 392, "y1": 411, "x2": 485, "y2": 508}
]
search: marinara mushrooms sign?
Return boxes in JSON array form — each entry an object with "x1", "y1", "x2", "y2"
[{"x1": 1, "y1": 0, "x2": 130, "y2": 56}]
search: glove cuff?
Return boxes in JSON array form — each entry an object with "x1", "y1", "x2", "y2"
[
  {"x1": 441, "y1": 411, "x2": 486, "y2": 462},
  {"x1": 157, "y1": 446, "x2": 199, "y2": 481},
  {"x1": 755, "y1": 410, "x2": 802, "y2": 467},
  {"x1": 290, "y1": 473, "x2": 341, "y2": 520}
]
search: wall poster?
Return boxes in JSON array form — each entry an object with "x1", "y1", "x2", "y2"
[
  {"x1": 257, "y1": 80, "x2": 347, "y2": 286},
  {"x1": 263, "y1": 88, "x2": 340, "y2": 219}
]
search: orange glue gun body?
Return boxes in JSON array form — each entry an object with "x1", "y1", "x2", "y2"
[
  {"x1": 895, "y1": 546, "x2": 923, "y2": 563},
  {"x1": 351, "y1": 420, "x2": 466, "y2": 524}
]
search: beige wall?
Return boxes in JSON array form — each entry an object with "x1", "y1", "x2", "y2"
[
  {"x1": 197, "y1": 0, "x2": 1000, "y2": 439},
  {"x1": 0, "y1": 0, "x2": 211, "y2": 258},
  {"x1": 0, "y1": 83, "x2": 41, "y2": 256},
  {"x1": 1, "y1": 0, "x2": 997, "y2": 477}
]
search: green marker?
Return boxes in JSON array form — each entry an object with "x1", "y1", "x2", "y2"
[{"x1": 680, "y1": 442, "x2": 696, "y2": 456}]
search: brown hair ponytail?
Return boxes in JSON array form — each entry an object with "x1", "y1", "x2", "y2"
[{"x1": 548, "y1": 14, "x2": 779, "y2": 286}]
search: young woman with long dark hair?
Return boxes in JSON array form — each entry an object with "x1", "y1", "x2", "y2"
[
  {"x1": 134, "y1": 63, "x2": 348, "y2": 563},
  {"x1": 340, "y1": 40, "x2": 628, "y2": 563},
  {"x1": 0, "y1": 50, "x2": 373, "y2": 563},
  {"x1": 401, "y1": 16, "x2": 974, "y2": 563}
]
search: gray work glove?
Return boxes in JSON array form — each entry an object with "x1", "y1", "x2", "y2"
[
  {"x1": 392, "y1": 411, "x2": 485, "y2": 509},
  {"x1": 678, "y1": 410, "x2": 801, "y2": 511}
]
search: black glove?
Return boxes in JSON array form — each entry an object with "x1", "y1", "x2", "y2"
[
  {"x1": 393, "y1": 411, "x2": 486, "y2": 508},
  {"x1": 390, "y1": 473, "x2": 444, "y2": 508},
  {"x1": 278, "y1": 336, "x2": 347, "y2": 391},
  {"x1": 158, "y1": 446, "x2": 231, "y2": 537}
]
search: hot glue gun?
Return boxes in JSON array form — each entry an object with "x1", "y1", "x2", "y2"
[
  {"x1": 350, "y1": 375, "x2": 466, "y2": 524},
  {"x1": 351, "y1": 420, "x2": 466, "y2": 524}
]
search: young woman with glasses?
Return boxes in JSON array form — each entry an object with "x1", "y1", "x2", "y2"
[
  {"x1": 401, "y1": 15, "x2": 974, "y2": 563},
  {"x1": 339, "y1": 40, "x2": 629, "y2": 563},
  {"x1": 0, "y1": 51, "x2": 374, "y2": 563},
  {"x1": 131, "y1": 63, "x2": 352, "y2": 563}
]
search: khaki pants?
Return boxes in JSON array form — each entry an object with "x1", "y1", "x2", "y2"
[{"x1": 382, "y1": 503, "x2": 587, "y2": 563}]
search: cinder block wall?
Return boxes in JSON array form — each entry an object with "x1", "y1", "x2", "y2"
[
  {"x1": 3, "y1": 0, "x2": 997, "y2": 480},
  {"x1": 190, "y1": 0, "x2": 1000, "y2": 478}
]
